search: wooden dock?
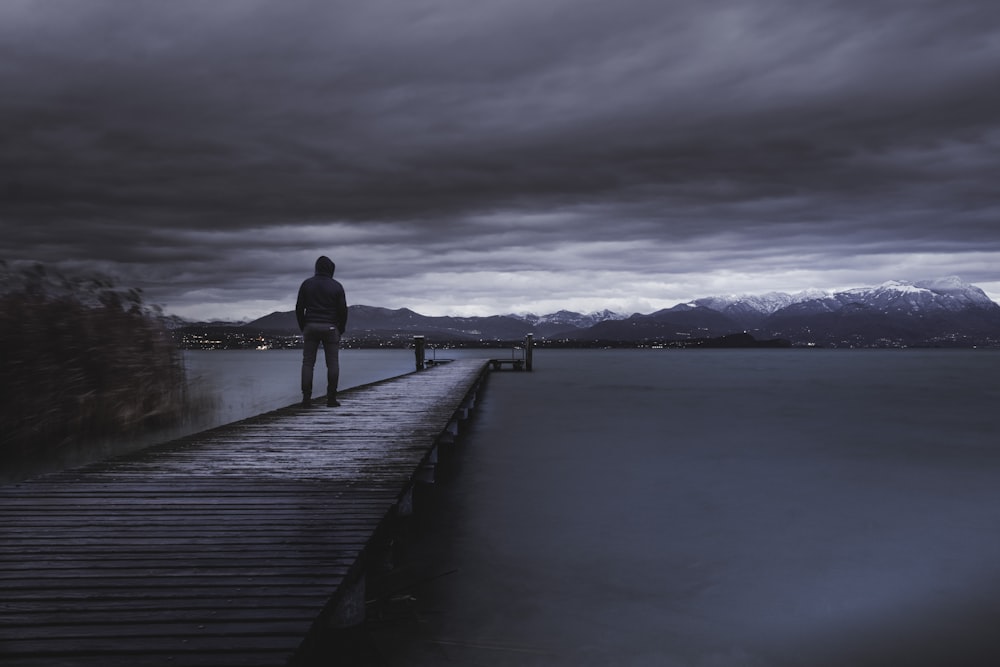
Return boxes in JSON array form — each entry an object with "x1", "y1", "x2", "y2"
[{"x1": 0, "y1": 359, "x2": 490, "y2": 667}]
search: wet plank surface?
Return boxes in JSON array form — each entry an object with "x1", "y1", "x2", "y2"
[{"x1": 0, "y1": 359, "x2": 488, "y2": 667}]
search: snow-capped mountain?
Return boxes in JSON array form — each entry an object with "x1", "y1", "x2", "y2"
[
  {"x1": 694, "y1": 277, "x2": 996, "y2": 321},
  {"x1": 769, "y1": 277, "x2": 996, "y2": 317},
  {"x1": 224, "y1": 276, "x2": 1000, "y2": 347},
  {"x1": 510, "y1": 309, "x2": 625, "y2": 328},
  {"x1": 695, "y1": 291, "x2": 810, "y2": 315},
  {"x1": 502, "y1": 309, "x2": 625, "y2": 338},
  {"x1": 753, "y1": 277, "x2": 1000, "y2": 346},
  {"x1": 566, "y1": 276, "x2": 1000, "y2": 347},
  {"x1": 914, "y1": 276, "x2": 995, "y2": 308},
  {"x1": 692, "y1": 290, "x2": 826, "y2": 326}
]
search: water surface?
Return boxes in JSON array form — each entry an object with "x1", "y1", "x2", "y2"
[{"x1": 362, "y1": 349, "x2": 1000, "y2": 667}]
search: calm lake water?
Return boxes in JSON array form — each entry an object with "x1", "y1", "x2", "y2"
[
  {"x1": 181, "y1": 348, "x2": 419, "y2": 429},
  {"x1": 335, "y1": 348, "x2": 1000, "y2": 667}
]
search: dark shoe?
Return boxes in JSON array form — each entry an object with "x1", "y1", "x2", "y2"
[
  {"x1": 301, "y1": 396, "x2": 311, "y2": 407},
  {"x1": 327, "y1": 398, "x2": 340, "y2": 407}
]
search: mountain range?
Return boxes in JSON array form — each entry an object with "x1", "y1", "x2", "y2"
[{"x1": 214, "y1": 276, "x2": 1000, "y2": 348}]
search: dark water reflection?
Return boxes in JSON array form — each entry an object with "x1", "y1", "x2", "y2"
[{"x1": 350, "y1": 349, "x2": 1000, "y2": 666}]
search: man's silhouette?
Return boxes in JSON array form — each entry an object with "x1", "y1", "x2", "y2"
[{"x1": 295, "y1": 256, "x2": 348, "y2": 407}]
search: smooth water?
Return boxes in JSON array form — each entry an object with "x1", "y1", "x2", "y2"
[
  {"x1": 356, "y1": 349, "x2": 1000, "y2": 667},
  {"x1": 181, "y1": 348, "x2": 418, "y2": 429}
]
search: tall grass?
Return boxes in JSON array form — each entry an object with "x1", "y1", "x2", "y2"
[{"x1": 0, "y1": 262, "x2": 187, "y2": 472}]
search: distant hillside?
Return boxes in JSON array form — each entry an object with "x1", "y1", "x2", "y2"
[
  {"x1": 248, "y1": 310, "x2": 298, "y2": 331},
  {"x1": 180, "y1": 277, "x2": 1000, "y2": 348},
  {"x1": 564, "y1": 305, "x2": 742, "y2": 342},
  {"x1": 244, "y1": 305, "x2": 549, "y2": 341},
  {"x1": 603, "y1": 277, "x2": 1000, "y2": 347}
]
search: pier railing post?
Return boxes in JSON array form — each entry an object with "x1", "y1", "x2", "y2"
[
  {"x1": 414, "y1": 335, "x2": 426, "y2": 371},
  {"x1": 525, "y1": 333, "x2": 534, "y2": 371}
]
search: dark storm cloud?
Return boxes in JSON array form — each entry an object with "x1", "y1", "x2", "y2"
[{"x1": 3, "y1": 0, "x2": 1000, "y2": 316}]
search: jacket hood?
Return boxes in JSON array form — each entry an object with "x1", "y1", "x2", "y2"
[{"x1": 315, "y1": 256, "x2": 335, "y2": 277}]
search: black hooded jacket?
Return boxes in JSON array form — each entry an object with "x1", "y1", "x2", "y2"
[{"x1": 295, "y1": 256, "x2": 348, "y2": 334}]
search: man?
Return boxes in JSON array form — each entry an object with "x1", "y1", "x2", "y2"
[{"x1": 295, "y1": 256, "x2": 348, "y2": 407}]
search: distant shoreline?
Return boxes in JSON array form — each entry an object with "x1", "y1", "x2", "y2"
[{"x1": 175, "y1": 331, "x2": 992, "y2": 350}]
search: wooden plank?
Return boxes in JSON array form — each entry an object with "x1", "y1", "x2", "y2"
[{"x1": 0, "y1": 359, "x2": 489, "y2": 667}]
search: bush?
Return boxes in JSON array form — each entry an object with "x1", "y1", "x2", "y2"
[{"x1": 0, "y1": 262, "x2": 187, "y2": 463}]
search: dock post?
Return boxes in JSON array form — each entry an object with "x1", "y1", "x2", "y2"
[
  {"x1": 414, "y1": 335, "x2": 426, "y2": 370},
  {"x1": 525, "y1": 333, "x2": 534, "y2": 371},
  {"x1": 328, "y1": 577, "x2": 366, "y2": 628}
]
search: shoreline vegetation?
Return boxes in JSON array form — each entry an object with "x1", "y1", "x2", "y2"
[{"x1": 1, "y1": 262, "x2": 188, "y2": 481}]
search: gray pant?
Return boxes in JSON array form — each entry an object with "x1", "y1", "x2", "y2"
[{"x1": 301, "y1": 323, "x2": 340, "y2": 398}]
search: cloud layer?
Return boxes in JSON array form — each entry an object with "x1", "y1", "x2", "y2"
[{"x1": 3, "y1": 0, "x2": 1000, "y2": 318}]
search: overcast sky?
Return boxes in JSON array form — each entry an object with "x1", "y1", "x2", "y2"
[{"x1": 3, "y1": 0, "x2": 1000, "y2": 320}]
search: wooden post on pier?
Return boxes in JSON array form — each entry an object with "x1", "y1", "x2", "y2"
[
  {"x1": 414, "y1": 335, "x2": 426, "y2": 370},
  {"x1": 525, "y1": 333, "x2": 534, "y2": 371}
]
